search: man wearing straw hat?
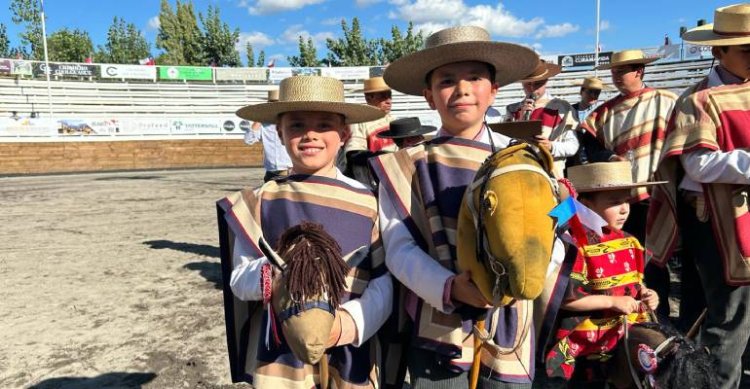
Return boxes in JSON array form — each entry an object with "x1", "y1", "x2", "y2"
[
  {"x1": 344, "y1": 76, "x2": 396, "y2": 186},
  {"x1": 568, "y1": 77, "x2": 610, "y2": 167},
  {"x1": 244, "y1": 89, "x2": 293, "y2": 182},
  {"x1": 582, "y1": 49, "x2": 678, "y2": 318},
  {"x1": 646, "y1": 4, "x2": 750, "y2": 388},
  {"x1": 371, "y1": 25, "x2": 557, "y2": 388},
  {"x1": 505, "y1": 60, "x2": 579, "y2": 177},
  {"x1": 220, "y1": 76, "x2": 393, "y2": 388}
]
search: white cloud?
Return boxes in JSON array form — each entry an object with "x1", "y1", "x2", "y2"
[
  {"x1": 244, "y1": 0, "x2": 326, "y2": 15},
  {"x1": 147, "y1": 16, "x2": 160, "y2": 31},
  {"x1": 321, "y1": 17, "x2": 343, "y2": 26},
  {"x1": 535, "y1": 22, "x2": 580, "y2": 39},
  {"x1": 235, "y1": 32, "x2": 276, "y2": 53},
  {"x1": 390, "y1": 0, "x2": 546, "y2": 38},
  {"x1": 600, "y1": 20, "x2": 610, "y2": 31},
  {"x1": 280, "y1": 24, "x2": 335, "y2": 47},
  {"x1": 356, "y1": 0, "x2": 381, "y2": 6}
]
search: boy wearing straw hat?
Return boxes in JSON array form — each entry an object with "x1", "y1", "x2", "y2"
[
  {"x1": 545, "y1": 161, "x2": 660, "y2": 383},
  {"x1": 504, "y1": 60, "x2": 579, "y2": 177},
  {"x1": 218, "y1": 76, "x2": 393, "y2": 388},
  {"x1": 582, "y1": 48, "x2": 678, "y2": 319},
  {"x1": 345, "y1": 76, "x2": 396, "y2": 186},
  {"x1": 647, "y1": 4, "x2": 750, "y2": 388},
  {"x1": 244, "y1": 89, "x2": 293, "y2": 182},
  {"x1": 371, "y1": 25, "x2": 552, "y2": 388},
  {"x1": 567, "y1": 77, "x2": 611, "y2": 167}
]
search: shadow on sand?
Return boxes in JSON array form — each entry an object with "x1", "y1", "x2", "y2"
[
  {"x1": 143, "y1": 240, "x2": 219, "y2": 258},
  {"x1": 29, "y1": 372, "x2": 157, "y2": 389}
]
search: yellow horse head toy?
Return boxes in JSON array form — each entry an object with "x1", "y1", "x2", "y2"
[{"x1": 457, "y1": 142, "x2": 559, "y2": 306}]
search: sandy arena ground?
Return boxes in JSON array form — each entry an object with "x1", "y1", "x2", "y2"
[{"x1": 1, "y1": 168, "x2": 262, "y2": 389}]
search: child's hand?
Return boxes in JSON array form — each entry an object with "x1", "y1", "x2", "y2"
[
  {"x1": 641, "y1": 288, "x2": 660, "y2": 312},
  {"x1": 610, "y1": 296, "x2": 639, "y2": 314},
  {"x1": 534, "y1": 135, "x2": 552, "y2": 151},
  {"x1": 450, "y1": 271, "x2": 492, "y2": 308}
]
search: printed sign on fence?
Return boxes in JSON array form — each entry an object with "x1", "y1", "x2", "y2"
[
  {"x1": 320, "y1": 66, "x2": 370, "y2": 81},
  {"x1": 100, "y1": 64, "x2": 157, "y2": 80},
  {"x1": 0, "y1": 118, "x2": 57, "y2": 136},
  {"x1": 268, "y1": 68, "x2": 293, "y2": 83},
  {"x1": 0, "y1": 60, "x2": 11, "y2": 75},
  {"x1": 215, "y1": 67, "x2": 268, "y2": 82},
  {"x1": 684, "y1": 44, "x2": 712, "y2": 60},
  {"x1": 557, "y1": 51, "x2": 613, "y2": 68},
  {"x1": 34, "y1": 63, "x2": 98, "y2": 78},
  {"x1": 11, "y1": 60, "x2": 32, "y2": 76},
  {"x1": 158, "y1": 66, "x2": 213, "y2": 81}
]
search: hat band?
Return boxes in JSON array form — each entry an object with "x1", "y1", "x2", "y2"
[{"x1": 714, "y1": 27, "x2": 750, "y2": 37}]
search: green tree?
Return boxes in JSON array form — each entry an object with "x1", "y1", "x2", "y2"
[
  {"x1": 245, "y1": 42, "x2": 255, "y2": 67},
  {"x1": 95, "y1": 17, "x2": 150, "y2": 64},
  {"x1": 199, "y1": 5, "x2": 240, "y2": 67},
  {"x1": 156, "y1": 0, "x2": 203, "y2": 65},
  {"x1": 287, "y1": 36, "x2": 319, "y2": 67},
  {"x1": 0, "y1": 24, "x2": 10, "y2": 58},
  {"x1": 47, "y1": 28, "x2": 93, "y2": 62},
  {"x1": 9, "y1": 0, "x2": 43, "y2": 60},
  {"x1": 380, "y1": 22, "x2": 424, "y2": 64},
  {"x1": 256, "y1": 50, "x2": 265, "y2": 67},
  {"x1": 325, "y1": 17, "x2": 380, "y2": 66}
]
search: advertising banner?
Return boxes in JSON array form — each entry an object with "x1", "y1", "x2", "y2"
[
  {"x1": 158, "y1": 66, "x2": 213, "y2": 81},
  {"x1": 557, "y1": 51, "x2": 612, "y2": 68},
  {"x1": 34, "y1": 63, "x2": 98, "y2": 77},
  {"x1": 320, "y1": 66, "x2": 369, "y2": 81},
  {"x1": 0, "y1": 117, "x2": 57, "y2": 136},
  {"x1": 214, "y1": 67, "x2": 267, "y2": 82},
  {"x1": 291, "y1": 67, "x2": 321, "y2": 76},
  {"x1": 369, "y1": 66, "x2": 386, "y2": 78},
  {"x1": 100, "y1": 64, "x2": 157, "y2": 80},
  {"x1": 0, "y1": 60, "x2": 11, "y2": 75},
  {"x1": 11, "y1": 60, "x2": 33, "y2": 76},
  {"x1": 268, "y1": 68, "x2": 293, "y2": 83},
  {"x1": 683, "y1": 43, "x2": 712, "y2": 60}
]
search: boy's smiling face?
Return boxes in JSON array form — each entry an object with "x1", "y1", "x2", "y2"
[
  {"x1": 423, "y1": 61, "x2": 498, "y2": 138},
  {"x1": 277, "y1": 111, "x2": 349, "y2": 177}
]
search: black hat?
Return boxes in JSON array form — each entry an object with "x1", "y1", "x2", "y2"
[{"x1": 377, "y1": 117, "x2": 436, "y2": 139}]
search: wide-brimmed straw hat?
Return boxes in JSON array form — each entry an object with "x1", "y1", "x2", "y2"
[
  {"x1": 377, "y1": 117, "x2": 436, "y2": 139},
  {"x1": 683, "y1": 4, "x2": 750, "y2": 46},
  {"x1": 358, "y1": 76, "x2": 391, "y2": 94},
  {"x1": 267, "y1": 89, "x2": 279, "y2": 102},
  {"x1": 595, "y1": 49, "x2": 658, "y2": 70},
  {"x1": 573, "y1": 76, "x2": 614, "y2": 91},
  {"x1": 384, "y1": 26, "x2": 539, "y2": 96},
  {"x1": 520, "y1": 60, "x2": 561, "y2": 83},
  {"x1": 568, "y1": 161, "x2": 667, "y2": 193},
  {"x1": 236, "y1": 76, "x2": 385, "y2": 124}
]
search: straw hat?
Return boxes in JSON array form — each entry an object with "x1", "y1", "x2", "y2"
[
  {"x1": 360, "y1": 76, "x2": 391, "y2": 94},
  {"x1": 520, "y1": 60, "x2": 562, "y2": 83},
  {"x1": 267, "y1": 89, "x2": 279, "y2": 102},
  {"x1": 377, "y1": 117, "x2": 436, "y2": 139},
  {"x1": 683, "y1": 4, "x2": 750, "y2": 46},
  {"x1": 574, "y1": 76, "x2": 614, "y2": 91},
  {"x1": 384, "y1": 26, "x2": 539, "y2": 95},
  {"x1": 567, "y1": 161, "x2": 667, "y2": 193},
  {"x1": 595, "y1": 49, "x2": 658, "y2": 70},
  {"x1": 236, "y1": 76, "x2": 385, "y2": 124}
]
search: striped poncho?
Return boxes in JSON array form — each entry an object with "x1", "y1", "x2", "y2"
[
  {"x1": 371, "y1": 136, "x2": 536, "y2": 384},
  {"x1": 583, "y1": 88, "x2": 677, "y2": 201},
  {"x1": 647, "y1": 70, "x2": 750, "y2": 284},
  {"x1": 217, "y1": 174, "x2": 388, "y2": 388}
]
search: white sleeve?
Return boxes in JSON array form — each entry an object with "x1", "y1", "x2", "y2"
[
  {"x1": 550, "y1": 129, "x2": 580, "y2": 159},
  {"x1": 229, "y1": 236, "x2": 268, "y2": 301},
  {"x1": 244, "y1": 129, "x2": 261, "y2": 146},
  {"x1": 378, "y1": 184, "x2": 455, "y2": 313},
  {"x1": 680, "y1": 148, "x2": 750, "y2": 185},
  {"x1": 339, "y1": 273, "x2": 393, "y2": 346}
]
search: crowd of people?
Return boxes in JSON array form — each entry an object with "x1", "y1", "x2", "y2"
[{"x1": 221, "y1": 3, "x2": 750, "y2": 388}]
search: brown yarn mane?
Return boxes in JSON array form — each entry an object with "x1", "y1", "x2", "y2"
[{"x1": 275, "y1": 222, "x2": 350, "y2": 309}]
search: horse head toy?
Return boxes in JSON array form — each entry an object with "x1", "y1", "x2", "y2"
[
  {"x1": 457, "y1": 141, "x2": 559, "y2": 306},
  {"x1": 260, "y1": 222, "x2": 366, "y2": 365}
]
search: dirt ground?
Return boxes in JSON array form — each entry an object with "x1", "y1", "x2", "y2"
[{"x1": 0, "y1": 168, "x2": 261, "y2": 389}]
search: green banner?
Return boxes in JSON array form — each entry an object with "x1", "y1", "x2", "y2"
[{"x1": 158, "y1": 66, "x2": 213, "y2": 81}]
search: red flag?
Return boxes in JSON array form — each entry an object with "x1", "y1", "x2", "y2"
[
  {"x1": 139, "y1": 57, "x2": 155, "y2": 66},
  {"x1": 84, "y1": 57, "x2": 93, "y2": 64},
  {"x1": 267, "y1": 59, "x2": 275, "y2": 68}
]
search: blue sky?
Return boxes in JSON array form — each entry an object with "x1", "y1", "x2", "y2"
[{"x1": 2, "y1": 0, "x2": 729, "y2": 66}]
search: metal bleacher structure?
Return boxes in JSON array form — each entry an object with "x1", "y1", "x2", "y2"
[{"x1": 0, "y1": 58, "x2": 713, "y2": 139}]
